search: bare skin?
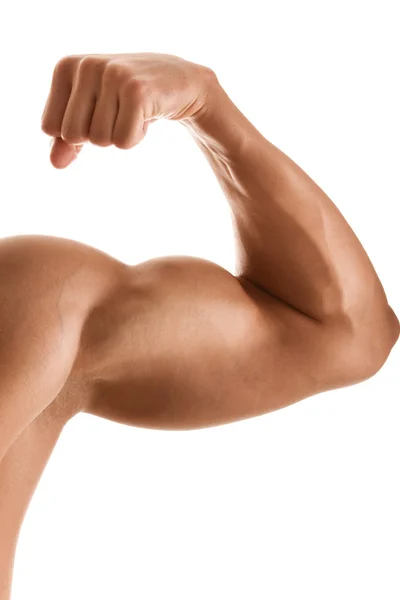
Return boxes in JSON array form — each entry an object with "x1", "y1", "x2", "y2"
[{"x1": 0, "y1": 53, "x2": 398, "y2": 598}]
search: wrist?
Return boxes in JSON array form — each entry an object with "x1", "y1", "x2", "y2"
[
  {"x1": 186, "y1": 67, "x2": 222, "y2": 125},
  {"x1": 181, "y1": 71, "x2": 255, "y2": 163}
]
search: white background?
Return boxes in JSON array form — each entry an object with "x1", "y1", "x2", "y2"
[{"x1": 0, "y1": 1, "x2": 399, "y2": 598}]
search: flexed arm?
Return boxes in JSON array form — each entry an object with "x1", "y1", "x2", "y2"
[
  {"x1": 2, "y1": 52, "x2": 396, "y2": 599},
  {"x1": 41, "y1": 52, "x2": 398, "y2": 363},
  {"x1": 40, "y1": 51, "x2": 398, "y2": 402}
]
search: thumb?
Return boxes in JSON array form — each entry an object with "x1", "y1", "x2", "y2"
[{"x1": 49, "y1": 137, "x2": 84, "y2": 169}]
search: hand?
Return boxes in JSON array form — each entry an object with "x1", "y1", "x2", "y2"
[{"x1": 41, "y1": 52, "x2": 215, "y2": 169}]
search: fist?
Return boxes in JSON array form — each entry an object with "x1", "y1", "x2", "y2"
[{"x1": 41, "y1": 52, "x2": 215, "y2": 169}]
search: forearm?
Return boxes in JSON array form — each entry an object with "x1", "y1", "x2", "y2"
[{"x1": 181, "y1": 72, "x2": 398, "y2": 336}]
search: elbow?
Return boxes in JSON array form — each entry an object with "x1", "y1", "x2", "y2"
[
  {"x1": 379, "y1": 304, "x2": 400, "y2": 367},
  {"x1": 388, "y1": 305, "x2": 400, "y2": 341},
  {"x1": 369, "y1": 305, "x2": 399, "y2": 367},
  {"x1": 342, "y1": 304, "x2": 399, "y2": 383}
]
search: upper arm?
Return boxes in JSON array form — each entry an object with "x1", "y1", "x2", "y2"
[{"x1": 86, "y1": 255, "x2": 370, "y2": 430}]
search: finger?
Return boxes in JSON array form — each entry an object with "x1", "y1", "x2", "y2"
[
  {"x1": 112, "y1": 79, "x2": 148, "y2": 149},
  {"x1": 41, "y1": 56, "x2": 79, "y2": 137},
  {"x1": 49, "y1": 137, "x2": 84, "y2": 170},
  {"x1": 61, "y1": 57, "x2": 103, "y2": 144},
  {"x1": 89, "y1": 72, "x2": 119, "y2": 147}
]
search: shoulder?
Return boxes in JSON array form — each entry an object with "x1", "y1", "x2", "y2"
[
  {"x1": 0, "y1": 234, "x2": 127, "y2": 315},
  {"x1": 0, "y1": 234, "x2": 131, "y2": 396}
]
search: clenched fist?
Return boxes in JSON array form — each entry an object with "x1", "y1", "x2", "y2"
[{"x1": 41, "y1": 52, "x2": 216, "y2": 169}]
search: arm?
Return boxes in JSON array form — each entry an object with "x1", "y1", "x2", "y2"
[
  {"x1": 80, "y1": 254, "x2": 389, "y2": 431},
  {"x1": 180, "y1": 72, "x2": 399, "y2": 346},
  {"x1": 41, "y1": 52, "x2": 398, "y2": 413}
]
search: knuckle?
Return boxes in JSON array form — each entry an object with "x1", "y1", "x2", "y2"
[
  {"x1": 54, "y1": 55, "x2": 79, "y2": 77},
  {"x1": 124, "y1": 77, "x2": 147, "y2": 96},
  {"x1": 103, "y1": 61, "x2": 128, "y2": 82},
  {"x1": 78, "y1": 55, "x2": 104, "y2": 76}
]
